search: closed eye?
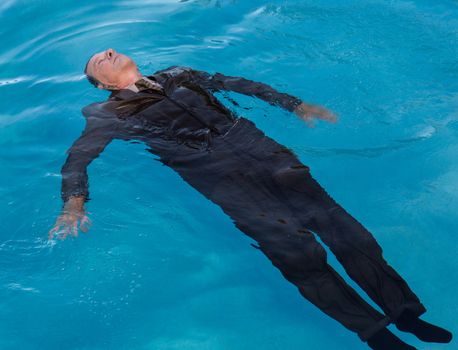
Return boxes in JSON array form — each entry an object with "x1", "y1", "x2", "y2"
[{"x1": 93, "y1": 58, "x2": 105, "y2": 72}]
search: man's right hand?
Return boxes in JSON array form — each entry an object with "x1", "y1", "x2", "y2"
[{"x1": 48, "y1": 196, "x2": 91, "y2": 240}]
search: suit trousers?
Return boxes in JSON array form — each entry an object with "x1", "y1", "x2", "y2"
[{"x1": 156, "y1": 117, "x2": 427, "y2": 341}]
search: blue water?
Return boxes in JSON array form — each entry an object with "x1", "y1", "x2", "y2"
[{"x1": 1, "y1": 0, "x2": 457, "y2": 349}]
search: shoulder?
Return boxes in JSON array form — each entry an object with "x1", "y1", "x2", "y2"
[
  {"x1": 149, "y1": 66, "x2": 215, "y2": 89},
  {"x1": 150, "y1": 65, "x2": 213, "y2": 82},
  {"x1": 151, "y1": 65, "x2": 194, "y2": 77},
  {"x1": 81, "y1": 100, "x2": 120, "y2": 120}
]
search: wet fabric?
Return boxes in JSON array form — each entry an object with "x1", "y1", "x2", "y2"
[
  {"x1": 129, "y1": 76, "x2": 163, "y2": 93},
  {"x1": 60, "y1": 66, "x2": 426, "y2": 341}
]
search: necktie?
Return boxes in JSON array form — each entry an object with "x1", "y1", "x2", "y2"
[{"x1": 135, "y1": 77, "x2": 163, "y2": 92}]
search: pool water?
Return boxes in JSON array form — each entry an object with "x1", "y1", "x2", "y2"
[{"x1": 1, "y1": 0, "x2": 457, "y2": 349}]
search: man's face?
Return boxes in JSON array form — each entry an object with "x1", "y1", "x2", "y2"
[{"x1": 86, "y1": 48, "x2": 139, "y2": 89}]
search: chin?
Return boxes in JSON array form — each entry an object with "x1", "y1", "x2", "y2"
[{"x1": 120, "y1": 59, "x2": 138, "y2": 74}]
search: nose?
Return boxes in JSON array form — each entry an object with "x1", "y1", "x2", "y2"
[{"x1": 105, "y1": 48, "x2": 116, "y2": 60}]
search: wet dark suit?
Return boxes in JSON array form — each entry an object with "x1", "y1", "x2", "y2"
[{"x1": 61, "y1": 66, "x2": 426, "y2": 341}]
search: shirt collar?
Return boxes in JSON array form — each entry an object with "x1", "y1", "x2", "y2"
[
  {"x1": 125, "y1": 81, "x2": 140, "y2": 93},
  {"x1": 125, "y1": 76, "x2": 163, "y2": 93}
]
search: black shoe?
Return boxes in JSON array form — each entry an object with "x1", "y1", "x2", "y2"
[
  {"x1": 395, "y1": 309, "x2": 453, "y2": 343},
  {"x1": 367, "y1": 327, "x2": 417, "y2": 350}
]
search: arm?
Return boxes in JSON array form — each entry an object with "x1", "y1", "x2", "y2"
[
  {"x1": 189, "y1": 69, "x2": 337, "y2": 126},
  {"x1": 60, "y1": 120, "x2": 113, "y2": 202},
  {"x1": 49, "y1": 117, "x2": 114, "y2": 240}
]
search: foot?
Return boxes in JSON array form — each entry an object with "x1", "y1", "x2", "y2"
[
  {"x1": 395, "y1": 309, "x2": 453, "y2": 343},
  {"x1": 367, "y1": 327, "x2": 417, "y2": 350}
]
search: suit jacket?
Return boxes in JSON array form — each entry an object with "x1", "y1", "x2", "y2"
[{"x1": 61, "y1": 66, "x2": 302, "y2": 202}]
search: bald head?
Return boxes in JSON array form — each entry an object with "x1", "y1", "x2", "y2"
[{"x1": 84, "y1": 48, "x2": 142, "y2": 90}]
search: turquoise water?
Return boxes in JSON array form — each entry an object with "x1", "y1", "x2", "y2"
[{"x1": 1, "y1": 0, "x2": 457, "y2": 349}]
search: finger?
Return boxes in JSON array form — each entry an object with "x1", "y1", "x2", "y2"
[
  {"x1": 59, "y1": 222, "x2": 76, "y2": 240},
  {"x1": 58, "y1": 229, "x2": 68, "y2": 240},
  {"x1": 48, "y1": 226, "x2": 58, "y2": 238},
  {"x1": 314, "y1": 108, "x2": 338, "y2": 123},
  {"x1": 322, "y1": 112, "x2": 338, "y2": 123},
  {"x1": 48, "y1": 224, "x2": 62, "y2": 240},
  {"x1": 71, "y1": 222, "x2": 78, "y2": 237},
  {"x1": 302, "y1": 115, "x2": 315, "y2": 128},
  {"x1": 80, "y1": 216, "x2": 92, "y2": 233}
]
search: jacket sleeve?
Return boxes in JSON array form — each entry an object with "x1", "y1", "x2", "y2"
[
  {"x1": 60, "y1": 117, "x2": 114, "y2": 202},
  {"x1": 188, "y1": 69, "x2": 303, "y2": 112}
]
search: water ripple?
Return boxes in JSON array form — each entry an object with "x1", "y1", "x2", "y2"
[
  {"x1": 0, "y1": 19, "x2": 160, "y2": 65},
  {"x1": 0, "y1": 238, "x2": 54, "y2": 256},
  {"x1": 294, "y1": 134, "x2": 434, "y2": 159},
  {"x1": 31, "y1": 74, "x2": 85, "y2": 86},
  {"x1": 0, "y1": 76, "x2": 35, "y2": 86},
  {"x1": 5, "y1": 282, "x2": 40, "y2": 293},
  {"x1": 0, "y1": 0, "x2": 15, "y2": 14},
  {"x1": 0, "y1": 106, "x2": 55, "y2": 128}
]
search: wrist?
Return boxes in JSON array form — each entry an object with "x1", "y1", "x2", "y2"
[
  {"x1": 293, "y1": 102, "x2": 307, "y2": 115},
  {"x1": 64, "y1": 196, "x2": 85, "y2": 213}
]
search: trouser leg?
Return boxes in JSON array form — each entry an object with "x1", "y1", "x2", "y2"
[
  {"x1": 162, "y1": 150, "x2": 392, "y2": 340},
  {"x1": 235, "y1": 217, "x2": 390, "y2": 341},
  {"x1": 270, "y1": 161, "x2": 427, "y2": 322}
]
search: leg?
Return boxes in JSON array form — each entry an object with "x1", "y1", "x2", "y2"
[
  {"x1": 270, "y1": 160, "x2": 427, "y2": 322},
  {"x1": 217, "y1": 194, "x2": 391, "y2": 341},
  {"x1": 162, "y1": 143, "x2": 391, "y2": 340},
  {"x1": 257, "y1": 227, "x2": 420, "y2": 349}
]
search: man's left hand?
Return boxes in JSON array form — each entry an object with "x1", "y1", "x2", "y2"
[{"x1": 293, "y1": 102, "x2": 338, "y2": 127}]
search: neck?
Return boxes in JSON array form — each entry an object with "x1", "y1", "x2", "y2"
[{"x1": 118, "y1": 70, "x2": 143, "y2": 89}]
